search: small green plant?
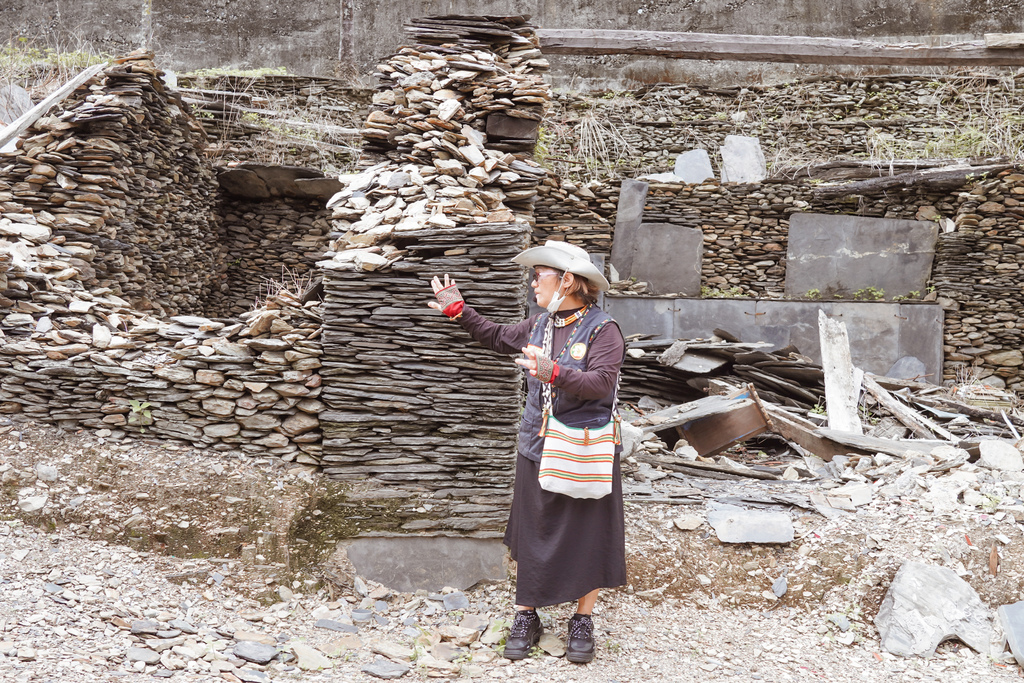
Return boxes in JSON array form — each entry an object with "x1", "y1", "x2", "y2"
[
  {"x1": 892, "y1": 291, "x2": 920, "y2": 301},
  {"x1": 528, "y1": 645, "x2": 544, "y2": 658},
  {"x1": 606, "y1": 639, "x2": 622, "y2": 655},
  {"x1": 810, "y1": 401, "x2": 827, "y2": 416},
  {"x1": 805, "y1": 288, "x2": 821, "y2": 300},
  {"x1": 701, "y1": 285, "x2": 746, "y2": 298},
  {"x1": 127, "y1": 399, "x2": 153, "y2": 431},
  {"x1": 852, "y1": 286, "x2": 885, "y2": 301}
]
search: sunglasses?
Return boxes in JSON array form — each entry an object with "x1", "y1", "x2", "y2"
[{"x1": 531, "y1": 268, "x2": 563, "y2": 282}]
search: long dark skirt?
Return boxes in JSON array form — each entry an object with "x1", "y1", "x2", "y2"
[{"x1": 503, "y1": 452, "x2": 627, "y2": 607}]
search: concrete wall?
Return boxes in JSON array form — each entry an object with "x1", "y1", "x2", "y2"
[{"x1": 3, "y1": 1, "x2": 1024, "y2": 84}]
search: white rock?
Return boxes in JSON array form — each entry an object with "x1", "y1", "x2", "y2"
[{"x1": 977, "y1": 440, "x2": 1023, "y2": 472}]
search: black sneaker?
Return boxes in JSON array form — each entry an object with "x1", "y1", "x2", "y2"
[
  {"x1": 503, "y1": 609, "x2": 542, "y2": 660},
  {"x1": 566, "y1": 613, "x2": 595, "y2": 663}
]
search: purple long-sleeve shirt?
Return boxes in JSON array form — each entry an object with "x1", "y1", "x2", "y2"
[{"x1": 458, "y1": 305, "x2": 624, "y2": 399}]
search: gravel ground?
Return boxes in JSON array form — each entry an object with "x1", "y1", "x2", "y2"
[{"x1": 2, "y1": 421, "x2": 1023, "y2": 682}]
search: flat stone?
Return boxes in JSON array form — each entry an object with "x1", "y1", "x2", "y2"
[
  {"x1": 233, "y1": 640, "x2": 279, "y2": 664},
  {"x1": 126, "y1": 647, "x2": 161, "y2": 664},
  {"x1": 233, "y1": 631, "x2": 277, "y2": 645},
  {"x1": 320, "y1": 634, "x2": 362, "y2": 656},
  {"x1": 281, "y1": 412, "x2": 319, "y2": 436},
  {"x1": 442, "y1": 592, "x2": 470, "y2": 611},
  {"x1": 719, "y1": 134, "x2": 766, "y2": 183},
  {"x1": 361, "y1": 655, "x2": 410, "y2": 679},
  {"x1": 706, "y1": 503, "x2": 793, "y2": 544},
  {"x1": 370, "y1": 640, "x2": 414, "y2": 662},
  {"x1": 998, "y1": 601, "x2": 1024, "y2": 667},
  {"x1": 203, "y1": 423, "x2": 240, "y2": 437},
  {"x1": 673, "y1": 515, "x2": 704, "y2": 531},
  {"x1": 673, "y1": 149, "x2": 715, "y2": 183},
  {"x1": 315, "y1": 619, "x2": 358, "y2": 634},
  {"x1": 130, "y1": 620, "x2": 161, "y2": 635},
  {"x1": 292, "y1": 642, "x2": 332, "y2": 670},
  {"x1": 609, "y1": 178, "x2": 649, "y2": 280},
  {"x1": 538, "y1": 632, "x2": 565, "y2": 657},
  {"x1": 977, "y1": 440, "x2": 1023, "y2": 472},
  {"x1": 875, "y1": 560, "x2": 992, "y2": 656},
  {"x1": 235, "y1": 670, "x2": 271, "y2": 683},
  {"x1": 630, "y1": 222, "x2": 703, "y2": 296}
]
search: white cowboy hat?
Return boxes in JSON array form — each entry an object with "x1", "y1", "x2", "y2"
[{"x1": 512, "y1": 240, "x2": 610, "y2": 291}]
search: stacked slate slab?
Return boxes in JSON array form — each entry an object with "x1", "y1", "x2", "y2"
[
  {"x1": 0, "y1": 51, "x2": 219, "y2": 318},
  {"x1": 318, "y1": 15, "x2": 549, "y2": 535}
]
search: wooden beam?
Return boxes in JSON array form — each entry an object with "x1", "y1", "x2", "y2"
[
  {"x1": 762, "y1": 404, "x2": 851, "y2": 462},
  {"x1": 817, "y1": 310, "x2": 863, "y2": 434},
  {"x1": 536, "y1": 29, "x2": 1024, "y2": 66},
  {"x1": 861, "y1": 374, "x2": 955, "y2": 442},
  {"x1": 0, "y1": 63, "x2": 107, "y2": 152},
  {"x1": 812, "y1": 163, "x2": 1013, "y2": 198},
  {"x1": 986, "y1": 33, "x2": 1024, "y2": 49}
]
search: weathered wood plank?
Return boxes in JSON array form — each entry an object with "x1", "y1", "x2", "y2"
[
  {"x1": 986, "y1": 33, "x2": 1024, "y2": 49},
  {"x1": 762, "y1": 404, "x2": 850, "y2": 462},
  {"x1": 862, "y1": 374, "x2": 956, "y2": 442},
  {"x1": 0, "y1": 63, "x2": 107, "y2": 151},
  {"x1": 817, "y1": 310, "x2": 863, "y2": 434},
  {"x1": 812, "y1": 163, "x2": 1013, "y2": 198},
  {"x1": 537, "y1": 30, "x2": 1024, "y2": 66}
]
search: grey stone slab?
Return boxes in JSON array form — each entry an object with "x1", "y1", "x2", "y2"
[
  {"x1": 216, "y1": 168, "x2": 270, "y2": 200},
  {"x1": 605, "y1": 296, "x2": 676, "y2": 339},
  {"x1": 706, "y1": 503, "x2": 793, "y2": 543},
  {"x1": 674, "y1": 149, "x2": 714, "y2": 183},
  {"x1": 315, "y1": 618, "x2": 358, "y2": 633},
  {"x1": 362, "y1": 655, "x2": 410, "y2": 679},
  {"x1": 485, "y1": 113, "x2": 539, "y2": 141},
  {"x1": 875, "y1": 561, "x2": 992, "y2": 657},
  {"x1": 233, "y1": 641, "x2": 279, "y2": 664},
  {"x1": 630, "y1": 223, "x2": 703, "y2": 296},
  {"x1": 998, "y1": 601, "x2": 1024, "y2": 667},
  {"x1": 605, "y1": 298, "x2": 943, "y2": 384},
  {"x1": 442, "y1": 592, "x2": 470, "y2": 611},
  {"x1": 673, "y1": 299, "x2": 759, "y2": 342},
  {"x1": 719, "y1": 135, "x2": 766, "y2": 183},
  {"x1": 785, "y1": 213, "x2": 939, "y2": 300},
  {"x1": 0, "y1": 85, "x2": 32, "y2": 126},
  {"x1": 339, "y1": 536, "x2": 507, "y2": 593},
  {"x1": 610, "y1": 178, "x2": 649, "y2": 281},
  {"x1": 886, "y1": 355, "x2": 928, "y2": 380}
]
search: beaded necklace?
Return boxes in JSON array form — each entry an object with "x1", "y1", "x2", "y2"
[{"x1": 553, "y1": 304, "x2": 591, "y2": 329}]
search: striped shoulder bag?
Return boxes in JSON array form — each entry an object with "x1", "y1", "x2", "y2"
[{"x1": 536, "y1": 358, "x2": 620, "y2": 499}]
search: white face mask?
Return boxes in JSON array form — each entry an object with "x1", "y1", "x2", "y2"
[{"x1": 546, "y1": 275, "x2": 568, "y2": 313}]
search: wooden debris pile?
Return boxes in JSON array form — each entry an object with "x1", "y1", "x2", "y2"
[
  {"x1": 316, "y1": 16, "x2": 549, "y2": 535},
  {"x1": 620, "y1": 336, "x2": 825, "y2": 409},
  {"x1": 0, "y1": 51, "x2": 219, "y2": 318}
]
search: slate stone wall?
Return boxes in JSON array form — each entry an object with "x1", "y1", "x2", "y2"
[
  {"x1": 205, "y1": 197, "x2": 332, "y2": 319},
  {"x1": 536, "y1": 171, "x2": 1024, "y2": 392}
]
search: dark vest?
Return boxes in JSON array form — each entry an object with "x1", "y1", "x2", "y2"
[{"x1": 518, "y1": 307, "x2": 619, "y2": 463}]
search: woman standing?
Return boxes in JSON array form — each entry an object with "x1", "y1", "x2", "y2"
[{"x1": 428, "y1": 240, "x2": 626, "y2": 664}]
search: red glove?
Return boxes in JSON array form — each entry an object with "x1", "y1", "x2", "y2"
[
  {"x1": 435, "y1": 282, "x2": 464, "y2": 319},
  {"x1": 535, "y1": 354, "x2": 559, "y2": 384}
]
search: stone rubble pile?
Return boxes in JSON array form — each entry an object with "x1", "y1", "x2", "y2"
[
  {"x1": 321, "y1": 14, "x2": 549, "y2": 260},
  {"x1": 0, "y1": 50, "x2": 219, "y2": 318}
]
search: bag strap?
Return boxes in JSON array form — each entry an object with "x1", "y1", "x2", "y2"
[{"x1": 540, "y1": 314, "x2": 620, "y2": 426}]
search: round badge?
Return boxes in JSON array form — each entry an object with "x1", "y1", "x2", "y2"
[{"x1": 570, "y1": 342, "x2": 587, "y2": 360}]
